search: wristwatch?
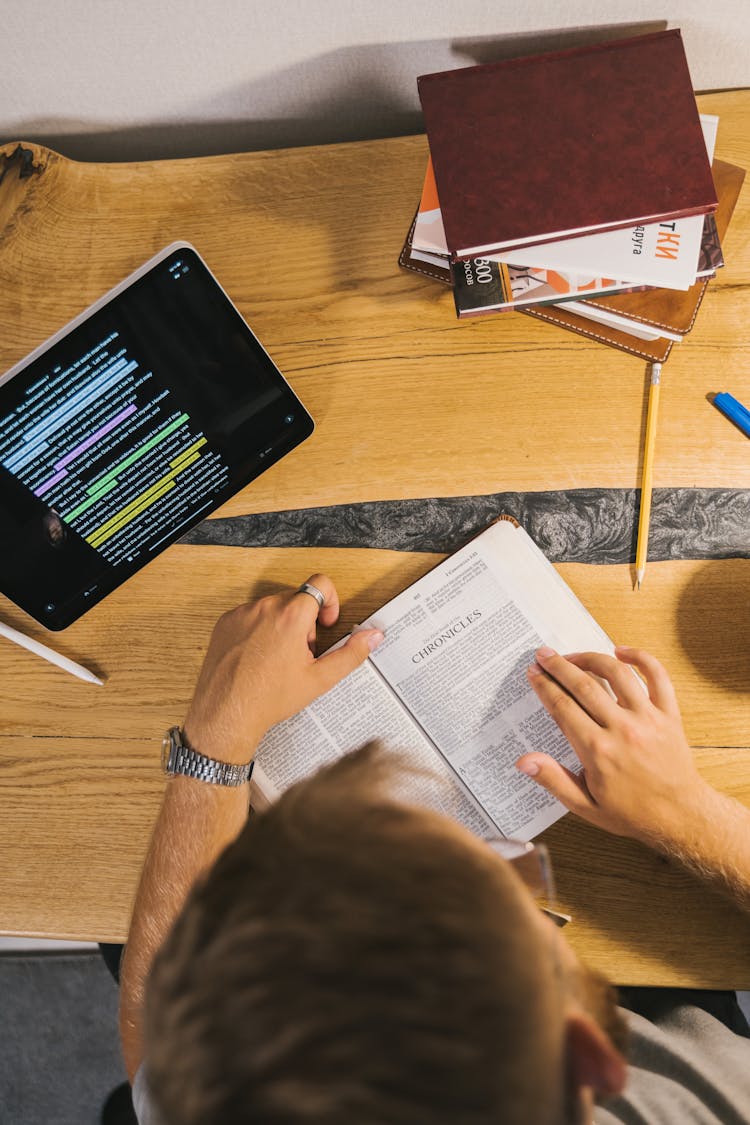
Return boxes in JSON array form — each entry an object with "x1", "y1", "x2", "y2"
[{"x1": 161, "y1": 726, "x2": 254, "y2": 787}]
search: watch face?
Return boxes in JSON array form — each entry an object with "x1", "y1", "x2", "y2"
[{"x1": 161, "y1": 727, "x2": 178, "y2": 771}]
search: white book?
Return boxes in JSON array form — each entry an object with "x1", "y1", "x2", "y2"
[
  {"x1": 412, "y1": 206, "x2": 448, "y2": 259},
  {"x1": 253, "y1": 519, "x2": 615, "y2": 842}
]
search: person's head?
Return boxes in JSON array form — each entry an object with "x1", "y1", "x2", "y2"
[{"x1": 146, "y1": 744, "x2": 627, "y2": 1124}]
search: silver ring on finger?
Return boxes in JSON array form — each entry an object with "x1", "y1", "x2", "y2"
[{"x1": 296, "y1": 581, "x2": 326, "y2": 612}]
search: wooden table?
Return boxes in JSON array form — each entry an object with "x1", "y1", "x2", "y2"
[{"x1": 1, "y1": 91, "x2": 749, "y2": 987}]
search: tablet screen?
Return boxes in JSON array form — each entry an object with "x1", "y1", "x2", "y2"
[{"x1": 0, "y1": 244, "x2": 313, "y2": 629}]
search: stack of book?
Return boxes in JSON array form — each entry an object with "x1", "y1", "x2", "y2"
[{"x1": 399, "y1": 30, "x2": 745, "y2": 364}]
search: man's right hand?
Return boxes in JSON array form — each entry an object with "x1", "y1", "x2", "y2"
[
  {"x1": 515, "y1": 645, "x2": 711, "y2": 847},
  {"x1": 517, "y1": 643, "x2": 750, "y2": 913}
]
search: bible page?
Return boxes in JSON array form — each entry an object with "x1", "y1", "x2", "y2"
[
  {"x1": 362, "y1": 520, "x2": 614, "y2": 840},
  {"x1": 253, "y1": 657, "x2": 493, "y2": 835}
]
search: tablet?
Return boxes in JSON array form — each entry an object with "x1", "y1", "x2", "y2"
[{"x1": 0, "y1": 243, "x2": 314, "y2": 630}]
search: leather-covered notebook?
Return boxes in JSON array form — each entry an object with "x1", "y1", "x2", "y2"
[
  {"x1": 417, "y1": 29, "x2": 717, "y2": 260},
  {"x1": 521, "y1": 158, "x2": 746, "y2": 363}
]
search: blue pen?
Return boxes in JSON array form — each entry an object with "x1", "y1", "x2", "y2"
[{"x1": 712, "y1": 392, "x2": 750, "y2": 439}]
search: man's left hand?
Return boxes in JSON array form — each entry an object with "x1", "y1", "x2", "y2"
[{"x1": 183, "y1": 573, "x2": 384, "y2": 764}]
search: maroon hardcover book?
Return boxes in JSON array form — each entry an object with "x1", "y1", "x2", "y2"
[{"x1": 418, "y1": 29, "x2": 718, "y2": 259}]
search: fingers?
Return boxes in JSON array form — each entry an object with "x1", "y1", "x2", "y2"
[
  {"x1": 527, "y1": 661, "x2": 602, "y2": 757},
  {"x1": 291, "y1": 572, "x2": 384, "y2": 691},
  {"x1": 615, "y1": 646, "x2": 681, "y2": 716},
  {"x1": 532, "y1": 647, "x2": 618, "y2": 726},
  {"x1": 516, "y1": 753, "x2": 598, "y2": 820},
  {"x1": 564, "y1": 651, "x2": 648, "y2": 710},
  {"x1": 289, "y1": 573, "x2": 340, "y2": 634},
  {"x1": 314, "y1": 628, "x2": 384, "y2": 692},
  {"x1": 292, "y1": 571, "x2": 339, "y2": 625}
]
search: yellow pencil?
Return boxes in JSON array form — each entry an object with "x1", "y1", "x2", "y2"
[{"x1": 634, "y1": 363, "x2": 661, "y2": 590}]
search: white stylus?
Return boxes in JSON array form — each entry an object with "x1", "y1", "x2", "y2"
[{"x1": 0, "y1": 620, "x2": 104, "y2": 685}]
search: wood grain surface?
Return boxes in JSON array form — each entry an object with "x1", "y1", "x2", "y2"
[{"x1": 0, "y1": 91, "x2": 748, "y2": 985}]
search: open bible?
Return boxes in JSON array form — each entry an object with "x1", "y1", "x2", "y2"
[{"x1": 253, "y1": 518, "x2": 615, "y2": 841}]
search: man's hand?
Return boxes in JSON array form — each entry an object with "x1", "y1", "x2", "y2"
[
  {"x1": 183, "y1": 573, "x2": 384, "y2": 764},
  {"x1": 515, "y1": 645, "x2": 710, "y2": 846}
]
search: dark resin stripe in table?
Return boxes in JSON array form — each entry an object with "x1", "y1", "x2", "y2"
[{"x1": 181, "y1": 487, "x2": 750, "y2": 564}]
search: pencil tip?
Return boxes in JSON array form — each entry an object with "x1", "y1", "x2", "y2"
[{"x1": 634, "y1": 569, "x2": 644, "y2": 591}]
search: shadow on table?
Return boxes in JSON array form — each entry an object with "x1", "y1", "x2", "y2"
[
  {"x1": 676, "y1": 559, "x2": 750, "y2": 693},
  {"x1": 541, "y1": 813, "x2": 750, "y2": 987}
]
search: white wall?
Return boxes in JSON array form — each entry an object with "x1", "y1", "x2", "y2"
[{"x1": 1, "y1": 1, "x2": 748, "y2": 161}]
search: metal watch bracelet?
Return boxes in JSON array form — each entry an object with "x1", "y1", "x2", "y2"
[{"x1": 161, "y1": 726, "x2": 254, "y2": 787}]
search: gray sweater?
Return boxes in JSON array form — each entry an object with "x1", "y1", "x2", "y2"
[{"x1": 133, "y1": 1004, "x2": 750, "y2": 1124}]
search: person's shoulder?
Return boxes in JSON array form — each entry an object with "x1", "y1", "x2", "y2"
[{"x1": 594, "y1": 1004, "x2": 750, "y2": 1124}]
